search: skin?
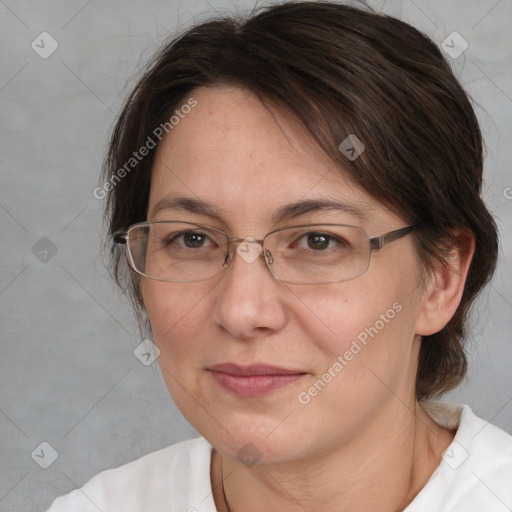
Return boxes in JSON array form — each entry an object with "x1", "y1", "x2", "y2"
[{"x1": 141, "y1": 85, "x2": 474, "y2": 511}]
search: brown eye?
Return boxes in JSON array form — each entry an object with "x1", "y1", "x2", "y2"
[
  {"x1": 183, "y1": 232, "x2": 208, "y2": 248},
  {"x1": 166, "y1": 231, "x2": 213, "y2": 249},
  {"x1": 307, "y1": 233, "x2": 331, "y2": 250}
]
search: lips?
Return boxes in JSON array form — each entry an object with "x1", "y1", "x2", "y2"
[
  {"x1": 208, "y1": 363, "x2": 306, "y2": 397},
  {"x1": 209, "y1": 363, "x2": 305, "y2": 376}
]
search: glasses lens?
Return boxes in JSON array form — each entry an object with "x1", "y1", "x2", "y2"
[
  {"x1": 265, "y1": 225, "x2": 371, "y2": 284},
  {"x1": 127, "y1": 222, "x2": 228, "y2": 282}
]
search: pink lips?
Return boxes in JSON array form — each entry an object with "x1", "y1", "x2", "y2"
[{"x1": 208, "y1": 363, "x2": 306, "y2": 397}]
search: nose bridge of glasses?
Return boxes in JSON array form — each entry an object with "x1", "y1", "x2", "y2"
[
  {"x1": 228, "y1": 237, "x2": 264, "y2": 244},
  {"x1": 223, "y1": 236, "x2": 274, "y2": 267}
]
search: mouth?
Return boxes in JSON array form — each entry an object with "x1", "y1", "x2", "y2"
[{"x1": 207, "y1": 363, "x2": 307, "y2": 397}]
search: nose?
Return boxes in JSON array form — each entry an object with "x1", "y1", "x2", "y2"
[{"x1": 212, "y1": 238, "x2": 287, "y2": 340}]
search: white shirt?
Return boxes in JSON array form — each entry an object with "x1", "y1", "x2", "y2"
[{"x1": 47, "y1": 402, "x2": 512, "y2": 512}]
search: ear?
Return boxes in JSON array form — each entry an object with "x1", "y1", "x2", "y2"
[{"x1": 415, "y1": 231, "x2": 475, "y2": 336}]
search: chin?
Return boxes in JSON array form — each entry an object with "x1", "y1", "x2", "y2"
[{"x1": 187, "y1": 404, "x2": 318, "y2": 465}]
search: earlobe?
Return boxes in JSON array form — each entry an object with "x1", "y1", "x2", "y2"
[{"x1": 415, "y1": 232, "x2": 475, "y2": 336}]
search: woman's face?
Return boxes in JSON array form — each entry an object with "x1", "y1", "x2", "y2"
[{"x1": 142, "y1": 85, "x2": 430, "y2": 464}]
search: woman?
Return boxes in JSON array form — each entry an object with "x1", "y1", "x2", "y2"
[{"x1": 47, "y1": 1, "x2": 512, "y2": 511}]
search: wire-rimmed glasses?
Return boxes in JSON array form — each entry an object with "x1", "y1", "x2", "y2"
[{"x1": 114, "y1": 221, "x2": 416, "y2": 285}]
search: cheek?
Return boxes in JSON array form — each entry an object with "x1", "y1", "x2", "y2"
[
  {"x1": 142, "y1": 281, "x2": 213, "y2": 359},
  {"x1": 288, "y1": 263, "x2": 424, "y2": 397},
  {"x1": 289, "y1": 283, "x2": 419, "y2": 423},
  {"x1": 290, "y1": 280, "x2": 410, "y2": 355},
  {"x1": 141, "y1": 280, "x2": 218, "y2": 423}
]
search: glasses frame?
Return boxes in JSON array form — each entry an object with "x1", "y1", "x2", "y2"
[{"x1": 114, "y1": 221, "x2": 417, "y2": 285}]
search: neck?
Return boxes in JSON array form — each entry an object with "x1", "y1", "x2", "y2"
[{"x1": 212, "y1": 401, "x2": 454, "y2": 512}]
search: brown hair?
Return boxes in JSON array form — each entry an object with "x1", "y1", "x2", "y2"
[{"x1": 102, "y1": 1, "x2": 498, "y2": 400}]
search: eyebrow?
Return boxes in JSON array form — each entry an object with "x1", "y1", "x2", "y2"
[
  {"x1": 150, "y1": 196, "x2": 222, "y2": 220},
  {"x1": 272, "y1": 198, "x2": 368, "y2": 223},
  {"x1": 149, "y1": 196, "x2": 368, "y2": 223}
]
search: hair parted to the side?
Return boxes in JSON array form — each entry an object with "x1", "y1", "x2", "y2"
[{"x1": 102, "y1": 1, "x2": 498, "y2": 401}]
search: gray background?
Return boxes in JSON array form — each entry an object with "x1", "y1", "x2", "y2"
[{"x1": 0, "y1": 0, "x2": 511, "y2": 510}]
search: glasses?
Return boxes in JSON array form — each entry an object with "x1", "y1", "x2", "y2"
[{"x1": 114, "y1": 221, "x2": 416, "y2": 285}]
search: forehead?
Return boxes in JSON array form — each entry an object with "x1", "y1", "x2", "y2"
[{"x1": 148, "y1": 86, "x2": 393, "y2": 229}]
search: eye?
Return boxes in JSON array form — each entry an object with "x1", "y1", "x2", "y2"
[
  {"x1": 296, "y1": 232, "x2": 344, "y2": 251},
  {"x1": 168, "y1": 231, "x2": 213, "y2": 249},
  {"x1": 306, "y1": 233, "x2": 330, "y2": 250}
]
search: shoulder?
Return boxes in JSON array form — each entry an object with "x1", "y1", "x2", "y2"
[
  {"x1": 46, "y1": 437, "x2": 217, "y2": 512},
  {"x1": 407, "y1": 402, "x2": 512, "y2": 512}
]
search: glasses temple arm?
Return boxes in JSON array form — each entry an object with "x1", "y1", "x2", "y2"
[
  {"x1": 369, "y1": 225, "x2": 417, "y2": 251},
  {"x1": 114, "y1": 233, "x2": 128, "y2": 245}
]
